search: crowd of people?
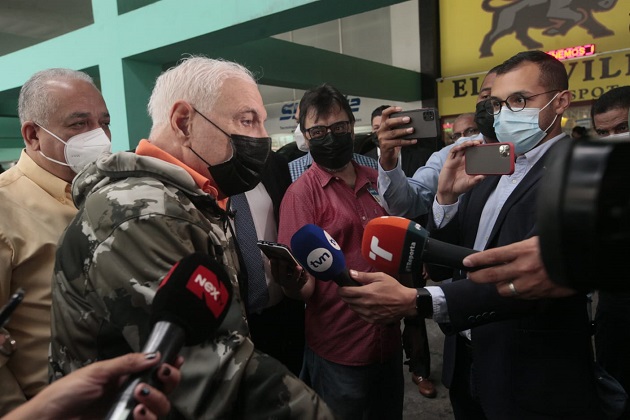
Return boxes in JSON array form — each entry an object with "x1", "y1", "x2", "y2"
[{"x1": 1, "y1": 49, "x2": 628, "y2": 420}]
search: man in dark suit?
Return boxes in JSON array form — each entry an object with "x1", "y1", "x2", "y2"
[
  {"x1": 230, "y1": 151, "x2": 304, "y2": 375},
  {"x1": 339, "y1": 51, "x2": 604, "y2": 419}
]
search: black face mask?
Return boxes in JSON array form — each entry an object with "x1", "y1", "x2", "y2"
[
  {"x1": 475, "y1": 100, "x2": 497, "y2": 142},
  {"x1": 309, "y1": 132, "x2": 354, "y2": 171},
  {"x1": 191, "y1": 108, "x2": 271, "y2": 197}
]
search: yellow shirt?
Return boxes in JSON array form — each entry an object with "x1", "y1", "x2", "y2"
[{"x1": 0, "y1": 151, "x2": 77, "y2": 415}]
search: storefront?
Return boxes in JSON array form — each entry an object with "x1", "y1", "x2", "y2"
[{"x1": 436, "y1": 0, "x2": 628, "y2": 141}]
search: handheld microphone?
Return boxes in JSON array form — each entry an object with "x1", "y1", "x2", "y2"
[
  {"x1": 105, "y1": 253, "x2": 233, "y2": 420},
  {"x1": 290, "y1": 224, "x2": 361, "y2": 287},
  {"x1": 361, "y1": 216, "x2": 480, "y2": 274}
]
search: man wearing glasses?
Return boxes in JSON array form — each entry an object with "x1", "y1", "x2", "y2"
[
  {"x1": 447, "y1": 113, "x2": 479, "y2": 145},
  {"x1": 278, "y1": 84, "x2": 403, "y2": 420},
  {"x1": 339, "y1": 51, "x2": 604, "y2": 419}
]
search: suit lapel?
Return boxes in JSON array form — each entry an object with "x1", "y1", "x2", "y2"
[{"x1": 485, "y1": 156, "x2": 547, "y2": 246}]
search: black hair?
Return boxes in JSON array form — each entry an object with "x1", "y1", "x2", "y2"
[
  {"x1": 371, "y1": 105, "x2": 390, "y2": 124},
  {"x1": 571, "y1": 126, "x2": 587, "y2": 137},
  {"x1": 496, "y1": 50, "x2": 568, "y2": 91},
  {"x1": 591, "y1": 86, "x2": 630, "y2": 121},
  {"x1": 298, "y1": 83, "x2": 355, "y2": 133}
]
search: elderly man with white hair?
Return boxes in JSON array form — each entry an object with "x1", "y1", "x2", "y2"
[{"x1": 50, "y1": 56, "x2": 332, "y2": 419}]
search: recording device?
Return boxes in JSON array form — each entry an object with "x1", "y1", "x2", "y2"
[
  {"x1": 290, "y1": 224, "x2": 361, "y2": 287},
  {"x1": 106, "y1": 253, "x2": 233, "y2": 420},
  {"x1": 538, "y1": 135, "x2": 630, "y2": 292},
  {"x1": 465, "y1": 142, "x2": 515, "y2": 175},
  {"x1": 0, "y1": 288, "x2": 25, "y2": 329},
  {"x1": 361, "y1": 216, "x2": 481, "y2": 274},
  {"x1": 390, "y1": 108, "x2": 439, "y2": 140},
  {"x1": 257, "y1": 240, "x2": 301, "y2": 267}
]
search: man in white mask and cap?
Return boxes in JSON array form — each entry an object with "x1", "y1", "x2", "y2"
[{"x1": 0, "y1": 68, "x2": 111, "y2": 415}]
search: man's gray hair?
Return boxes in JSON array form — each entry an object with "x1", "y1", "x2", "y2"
[
  {"x1": 18, "y1": 68, "x2": 95, "y2": 125},
  {"x1": 147, "y1": 56, "x2": 256, "y2": 131}
]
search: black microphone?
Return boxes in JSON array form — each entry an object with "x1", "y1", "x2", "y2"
[{"x1": 105, "y1": 253, "x2": 233, "y2": 420}]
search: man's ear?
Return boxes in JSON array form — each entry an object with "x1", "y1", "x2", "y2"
[
  {"x1": 555, "y1": 90, "x2": 572, "y2": 114},
  {"x1": 21, "y1": 122, "x2": 40, "y2": 151},
  {"x1": 170, "y1": 101, "x2": 194, "y2": 144}
]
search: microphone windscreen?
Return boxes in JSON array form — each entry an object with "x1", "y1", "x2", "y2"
[
  {"x1": 361, "y1": 216, "x2": 428, "y2": 274},
  {"x1": 290, "y1": 224, "x2": 347, "y2": 280},
  {"x1": 152, "y1": 253, "x2": 232, "y2": 346}
]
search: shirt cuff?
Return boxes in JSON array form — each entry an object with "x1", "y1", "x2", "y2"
[
  {"x1": 432, "y1": 196, "x2": 459, "y2": 228},
  {"x1": 425, "y1": 286, "x2": 449, "y2": 323}
]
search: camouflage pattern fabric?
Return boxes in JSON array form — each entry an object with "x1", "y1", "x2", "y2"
[{"x1": 49, "y1": 150, "x2": 334, "y2": 419}]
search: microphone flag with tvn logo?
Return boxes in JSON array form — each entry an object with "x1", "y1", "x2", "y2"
[{"x1": 290, "y1": 224, "x2": 360, "y2": 287}]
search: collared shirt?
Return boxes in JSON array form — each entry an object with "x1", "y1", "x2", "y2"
[
  {"x1": 237, "y1": 183, "x2": 285, "y2": 309},
  {"x1": 0, "y1": 151, "x2": 76, "y2": 414},
  {"x1": 288, "y1": 152, "x2": 377, "y2": 182},
  {"x1": 428, "y1": 134, "x2": 565, "y2": 323},
  {"x1": 278, "y1": 161, "x2": 400, "y2": 366}
]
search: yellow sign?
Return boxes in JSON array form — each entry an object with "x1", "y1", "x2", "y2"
[{"x1": 438, "y1": 0, "x2": 629, "y2": 116}]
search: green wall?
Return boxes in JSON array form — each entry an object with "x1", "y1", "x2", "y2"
[{"x1": 0, "y1": 0, "x2": 423, "y2": 160}]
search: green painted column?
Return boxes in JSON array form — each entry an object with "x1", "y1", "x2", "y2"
[{"x1": 122, "y1": 60, "x2": 164, "y2": 149}]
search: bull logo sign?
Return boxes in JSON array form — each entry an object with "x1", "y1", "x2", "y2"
[{"x1": 480, "y1": 0, "x2": 618, "y2": 58}]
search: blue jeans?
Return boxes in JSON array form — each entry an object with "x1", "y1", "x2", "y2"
[{"x1": 300, "y1": 345, "x2": 403, "y2": 420}]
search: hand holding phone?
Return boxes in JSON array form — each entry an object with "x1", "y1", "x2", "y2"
[
  {"x1": 465, "y1": 142, "x2": 515, "y2": 175},
  {"x1": 256, "y1": 241, "x2": 306, "y2": 289},
  {"x1": 389, "y1": 108, "x2": 439, "y2": 140}
]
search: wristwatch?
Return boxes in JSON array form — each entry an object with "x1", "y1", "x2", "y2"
[{"x1": 415, "y1": 288, "x2": 433, "y2": 319}]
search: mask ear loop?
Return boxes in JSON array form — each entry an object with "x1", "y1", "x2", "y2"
[
  {"x1": 190, "y1": 108, "x2": 236, "y2": 165},
  {"x1": 540, "y1": 92, "x2": 561, "y2": 134},
  {"x1": 35, "y1": 123, "x2": 72, "y2": 167}
]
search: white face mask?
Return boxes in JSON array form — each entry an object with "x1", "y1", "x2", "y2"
[
  {"x1": 37, "y1": 126, "x2": 111, "y2": 173},
  {"x1": 294, "y1": 124, "x2": 309, "y2": 152},
  {"x1": 456, "y1": 132, "x2": 485, "y2": 143},
  {"x1": 494, "y1": 93, "x2": 559, "y2": 155}
]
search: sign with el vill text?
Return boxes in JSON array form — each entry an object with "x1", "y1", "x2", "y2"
[
  {"x1": 438, "y1": 0, "x2": 628, "y2": 117},
  {"x1": 438, "y1": 50, "x2": 630, "y2": 116}
]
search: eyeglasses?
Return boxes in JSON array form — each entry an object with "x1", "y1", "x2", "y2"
[
  {"x1": 485, "y1": 90, "x2": 561, "y2": 115},
  {"x1": 449, "y1": 127, "x2": 480, "y2": 141},
  {"x1": 305, "y1": 121, "x2": 351, "y2": 140}
]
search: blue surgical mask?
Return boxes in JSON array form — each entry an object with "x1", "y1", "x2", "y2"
[{"x1": 494, "y1": 93, "x2": 559, "y2": 155}]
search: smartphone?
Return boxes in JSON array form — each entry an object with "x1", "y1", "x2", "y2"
[
  {"x1": 389, "y1": 108, "x2": 439, "y2": 140},
  {"x1": 256, "y1": 240, "x2": 301, "y2": 267},
  {"x1": 465, "y1": 142, "x2": 515, "y2": 175},
  {"x1": 0, "y1": 289, "x2": 25, "y2": 329}
]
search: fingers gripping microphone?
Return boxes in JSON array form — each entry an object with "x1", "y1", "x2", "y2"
[
  {"x1": 106, "y1": 253, "x2": 233, "y2": 420},
  {"x1": 290, "y1": 224, "x2": 361, "y2": 287},
  {"x1": 361, "y1": 216, "x2": 479, "y2": 274}
]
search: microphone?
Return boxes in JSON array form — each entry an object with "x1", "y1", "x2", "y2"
[
  {"x1": 290, "y1": 224, "x2": 361, "y2": 287},
  {"x1": 361, "y1": 216, "x2": 480, "y2": 274},
  {"x1": 106, "y1": 253, "x2": 233, "y2": 420}
]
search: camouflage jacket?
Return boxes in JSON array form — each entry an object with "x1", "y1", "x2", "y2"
[{"x1": 50, "y1": 151, "x2": 333, "y2": 419}]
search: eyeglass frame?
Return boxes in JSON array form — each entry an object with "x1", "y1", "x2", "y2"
[
  {"x1": 449, "y1": 127, "x2": 480, "y2": 141},
  {"x1": 485, "y1": 89, "x2": 561, "y2": 115},
  {"x1": 304, "y1": 120, "x2": 352, "y2": 140}
]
